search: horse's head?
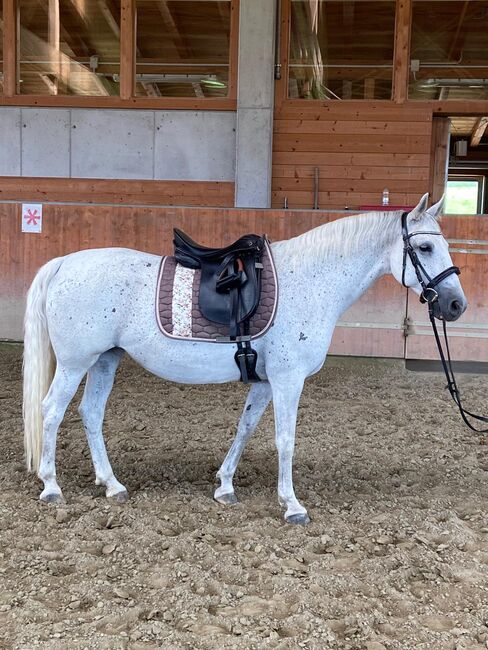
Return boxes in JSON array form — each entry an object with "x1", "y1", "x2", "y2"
[{"x1": 390, "y1": 193, "x2": 467, "y2": 321}]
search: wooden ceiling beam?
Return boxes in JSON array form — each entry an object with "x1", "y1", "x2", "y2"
[
  {"x1": 447, "y1": 0, "x2": 469, "y2": 61},
  {"x1": 470, "y1": 116, "x2": 488, "y2": 147},
  {"x1": 39, "y1": 73, "x2": 58, "y2": 94},
  {"x1": 98, "y1": 0, "x2": 121, "y2": 38},
  {"x1": 156, "y1": 1, "x2": 188, "y2": 59},
  {"x1": 48, "y1": 0, "x2": 60, "y2": 94},
  {"x1": 141, "y1": 81, "x2": 161, "y2": 97}
]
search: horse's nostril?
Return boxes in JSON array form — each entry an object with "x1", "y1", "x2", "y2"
[{"x1": 451, "y1": 300, "x2": 461, "y2": 314}]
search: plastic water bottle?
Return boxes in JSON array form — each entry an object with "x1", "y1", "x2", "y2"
[{"x1": 382, "y1": 188, "x2": 390, "y2": 207}]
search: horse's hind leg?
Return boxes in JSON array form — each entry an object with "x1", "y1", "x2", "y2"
[
  {"x1": 78, "y1": 348, "x2": 128, "y2": 501},
  {"x1": 39, "y1": 364, "x2": 89, "y2": 502},
  {"x1": 214, "y1": 381, "x2": 272, "y2": 505}
]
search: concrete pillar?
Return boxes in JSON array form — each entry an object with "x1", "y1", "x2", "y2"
[{"x1": 235, "y1": 0, "x2": 276, "y2": 208}]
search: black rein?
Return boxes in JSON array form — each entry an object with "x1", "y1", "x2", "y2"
[{"x1": 401, "y1": 211, "x2": 488, "y2": 433}]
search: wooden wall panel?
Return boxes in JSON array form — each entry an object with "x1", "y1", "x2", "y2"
[
  {"x1": 3, "y1": 203, "x2": 483, "y2": 364},
  {"x1": 406, "y1": 215, "x2": 488, "y2": 362},
  {"x1": 0, "y1": 178, "x2": 235, "y2": 207},
  {"x1": 0, "y1": 203, "x2": 406, "y2": 357},
  {"x1": 272, "y1": 103, "x2": 433, "y2": 210}
]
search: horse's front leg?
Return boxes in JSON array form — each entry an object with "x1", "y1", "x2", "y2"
[
  {"x1": 214, "y1": 381, "x2": 272, "y2": 505},
  {"x1": 270, "y1": 375, "x2": 310, "y2": 525}
]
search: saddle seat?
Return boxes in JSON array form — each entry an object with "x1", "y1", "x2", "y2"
[
  {"x1": 173, "y1": 228, "x2": 263, "y2": 264},
  {"x1": 173, "y1": 228, "x2": 267, "y2": 383}
]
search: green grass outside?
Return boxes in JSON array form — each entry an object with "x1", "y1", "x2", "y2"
[{"x1": 445, "y1": 180, "x2": 480, "y2": 214}]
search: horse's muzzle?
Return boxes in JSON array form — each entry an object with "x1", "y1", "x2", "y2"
[{"x1": 436, "y1": 293, "x2": 467, "y2": 322}]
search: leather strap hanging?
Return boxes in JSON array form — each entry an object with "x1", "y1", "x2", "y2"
[{"x1": 401, "y1": 211, "x2": 488, "y2": 433}]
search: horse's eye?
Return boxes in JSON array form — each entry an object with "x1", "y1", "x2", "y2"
[{"x1": 419, "y1": 244, "x2": 433, "y2": 253}]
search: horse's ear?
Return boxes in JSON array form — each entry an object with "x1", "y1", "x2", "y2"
[
  {"x1": 409, "y1": 193, "x2": 429, "y2": 222},
  {"x1": 426, "y1": 194, "x2": 444, "y2": 220}
]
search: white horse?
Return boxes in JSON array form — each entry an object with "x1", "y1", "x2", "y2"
[{"x1": 22, "y1": 194, "x2": 467, "y2": 524}]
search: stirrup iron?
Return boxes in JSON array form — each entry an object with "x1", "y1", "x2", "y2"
[{"x1": 235, "y1": 342, "x2": 261, "y2": 384}]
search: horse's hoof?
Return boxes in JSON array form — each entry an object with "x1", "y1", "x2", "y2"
[
  {"x1": 109, "y1": 490, "x2": 129, "y2": 503},
  {"x1": 285, "y1": 512, "x2": 310, "y2": 526},
  {"x1": 214, "y1": 492, "x2": 238, "y2": 506},
  {"x1": 40, "y1": 491, "x2": 64, "y2": 504}
]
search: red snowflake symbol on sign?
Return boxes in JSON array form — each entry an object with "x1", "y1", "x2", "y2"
[{"x1": 25, "y1": 209, "x2": 40, "y2": 225}]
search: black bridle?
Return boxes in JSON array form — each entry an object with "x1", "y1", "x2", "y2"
[
  {"x1": 401, "y1": 211, "x2": 460, "y2": 304},
  {"x1": 402, "y1": 211, "x2": 488, "y2": 432}
]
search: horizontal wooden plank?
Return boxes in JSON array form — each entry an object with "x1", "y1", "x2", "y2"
[
  {"x1": 0, "y1": 95, "x2": 237, "y2": 110},
  {"x1": 273, "y1": 151, "x2": 430, "y2": 167},
  {"x1": 0, "y1": 177, "x2": 235, "y2": 207},
  {"x1": 274, "y1": 119, "x2": 432, "y2": 136},
  {"x1": 273, "y1": 133, "x2": 431, "y2": 154},
  {"x1": 272, "y1": 177, "x2": 427, "y2": 193},
  {"x1": 271, "y1": 191, "x2": 424, "y2": 209},
  {"x1": 277, "y1": 100, "x2": 488, "y2": 118},
  {"x1": 272, "y1": 165, "x2": 430, "y2": 181},
  {"x1": 275, "y1": 102, "x2": 432, "y2": 122}
]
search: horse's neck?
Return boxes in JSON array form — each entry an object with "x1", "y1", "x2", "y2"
[
  {"x1": 325, "y1": 247, "x2": 390, "y2": 316},
  {"x1": 274, "y1": 215, "x2": 395, "y2": 317}
]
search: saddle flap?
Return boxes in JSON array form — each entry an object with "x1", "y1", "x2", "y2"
[{"x1": 199, "y1": 256, "x2": 259, "y2": 325}]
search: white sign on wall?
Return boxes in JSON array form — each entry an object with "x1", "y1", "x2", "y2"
[{"x1": 22, "y1": 204, "x2": 43, "y2": 233}]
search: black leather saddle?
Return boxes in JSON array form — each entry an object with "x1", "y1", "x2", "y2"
[{"x1": 173, "y1": 228, "x2": 266, "y2": 383}]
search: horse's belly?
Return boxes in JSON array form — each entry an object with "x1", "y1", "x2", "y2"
[{"x1": 126, "y1": 337, "x2": 259, "y2": 384}]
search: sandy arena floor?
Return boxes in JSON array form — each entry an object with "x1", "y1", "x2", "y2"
[{"x1": 0, "y1": 344, "x2": 488, "y2": 650}]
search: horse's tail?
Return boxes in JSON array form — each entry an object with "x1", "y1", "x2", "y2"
[{"x1": 23, "y1": 257, "x2": 64, "y2": 473}]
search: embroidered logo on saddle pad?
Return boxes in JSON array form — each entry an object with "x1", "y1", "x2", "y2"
[{"x1": 156, "y1": 241, "x2": 278, "y2": 342}]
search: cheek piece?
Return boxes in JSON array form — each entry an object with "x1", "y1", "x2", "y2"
[
  {"x1": 400, "y1": 211, "x2": 488, "y2": 433},
  {"x1": 401, "y1": 212, "x2": 460, "y2": 304}
]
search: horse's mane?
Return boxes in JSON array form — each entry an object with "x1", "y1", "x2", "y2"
[{"x1": 274, "y1": 210, "x2": 406, "y2": 263}]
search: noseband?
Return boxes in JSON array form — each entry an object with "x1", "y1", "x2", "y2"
[
  {"x1": 401, "y1": 212, "x2": 460, "y2": 305},
  {"x1": 401, "y1": 211, "x2": 488, "y2": 433}
]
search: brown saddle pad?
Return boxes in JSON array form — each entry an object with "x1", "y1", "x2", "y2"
[{"x1": 156, "y1": 240, "x2": 278, "y2": 342}]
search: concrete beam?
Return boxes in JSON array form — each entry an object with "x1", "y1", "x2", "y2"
[
  {"x1": 0, "y1": 108, "x2": 21, "y2": 175},
  {"x1": 21, "y1": 108, "x2": 70, "y2": 177},
  {"x1": 235, "y1": 0, "x2": 276, "y2": 208},
  {"x1": 154, "y1": 111, "x2": 236, "y2": 181}
]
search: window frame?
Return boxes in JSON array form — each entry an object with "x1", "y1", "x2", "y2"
[
  {"x1": 275, "y1": 0, "x2": 488, "y2": 113},
  {"x1": 0, "y1": 0, "x2": 239, "y2": 109}
]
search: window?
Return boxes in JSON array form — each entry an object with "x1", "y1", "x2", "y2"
[
  {"x1": 445, "y1": 177, "x2": 484, "y2": 214},
  {"x1": 136, "y1": 0, "x2": 231, "y2": 98},
  {"x1": 410, "y1": 0, "x2": 488, "y2": 101},
  {"x1": 0, "y1": 0, "x2": 236, "y2": 105},
  {"x1": 288, "y1": 0, "x2": 397, "y2": 100},
  {"x1": 19, "y1": 0, "x2": 121, "y2": 96}
]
